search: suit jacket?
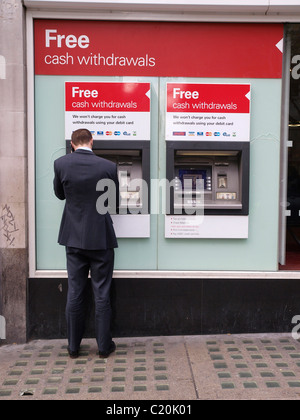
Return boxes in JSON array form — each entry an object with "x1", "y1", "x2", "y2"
[{"x1": 53, "y1": 149, "x2": 119, "y2": 250}]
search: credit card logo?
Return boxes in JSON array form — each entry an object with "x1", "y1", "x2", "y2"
[{"x1": 173, "y1": 132, "x2": 186, "y2": 136}]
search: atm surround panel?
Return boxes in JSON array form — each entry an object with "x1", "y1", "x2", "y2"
[
  {"x1": 66, "y1": 140, "x2": 150, "y2": 214},
  {"x1": 166, "y1": 141, "x2": 250, "y2": 216}
]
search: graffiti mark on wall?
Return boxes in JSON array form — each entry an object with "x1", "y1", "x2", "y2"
[
  {"x1": 0, "y1": 55, "x2": 6, "y2": 80},
  {"x1": 0, "y1": 204, "x2": 19, "y2": 247},
  {"x1": 0, "y1": 316, "x2": 6, "y2": 340}
]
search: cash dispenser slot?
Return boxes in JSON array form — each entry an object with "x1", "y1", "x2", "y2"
[{"x1": 166, "y1": 141, "x2": 250, "y2": 216}]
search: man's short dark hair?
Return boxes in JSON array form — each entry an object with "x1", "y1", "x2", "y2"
[{"x1": 71, "y1": 129, "x2": 93, "y2": 146}]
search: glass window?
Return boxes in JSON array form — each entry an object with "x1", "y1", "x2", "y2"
[{"x1": 284, "y1": 24, "x2": 300, "y2": 269}]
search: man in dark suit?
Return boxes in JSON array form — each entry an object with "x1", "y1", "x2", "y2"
[{"x1": 53, "y1": 128, "x2": 119, "y2": 359}]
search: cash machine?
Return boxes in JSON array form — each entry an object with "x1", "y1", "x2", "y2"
[
  {"x1": 166, "y1": 141, "x2": 249, "y2": 215},
  {"x1": 66, "y1": 139, "x2": 150, "y2": 237}
]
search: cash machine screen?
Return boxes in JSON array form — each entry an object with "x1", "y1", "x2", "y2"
[{"x1": 178, "y1": 169, "x2": 209, "y2": 190}]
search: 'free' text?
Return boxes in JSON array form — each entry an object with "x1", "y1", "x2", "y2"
[{"x1": 45, "y1": 29, "x2": 90, "y2": 49}]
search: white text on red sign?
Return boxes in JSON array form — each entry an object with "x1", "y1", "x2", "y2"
[
  {"x1": 72, "y1": 86, "x2": 98, "y2": 98},
  {"x1": 45, "y1": 29, "x2": 90, "y2": 49}
]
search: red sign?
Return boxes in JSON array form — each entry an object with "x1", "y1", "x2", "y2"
[
  {"x1": 165, "y1": 83, "x2": 251, "y2": 141},
  {"x1": 65, "y1": 81, "x2": 150, "y2": 112},
  {"x1": 34, "y1": 20, "x2": 283, "y2": 78},
  {"x1": 167, "y1": 83, "x2": 251, "y2": 113},
  {"x1": 65, "y1": 82, "x2": 151, "y2": 140}
]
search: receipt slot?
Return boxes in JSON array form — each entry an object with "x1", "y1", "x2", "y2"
[{"x1": 66, "y1": 139, "x2": 150, "y2": 237}]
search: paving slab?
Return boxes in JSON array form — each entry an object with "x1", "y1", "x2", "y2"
[
  {"x1": 186, "y1": 333, "x2": 300, "y2": 400},
  {"x1": 1, "y1": 333, "x2": 300, "y2": 400}
]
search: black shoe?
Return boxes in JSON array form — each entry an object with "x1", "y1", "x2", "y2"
[
  {"x1": 67, "y1": 346, "x2": 79, "y2": 359},
  {"x1": 98, "y1": 341, "x2": 116, "y2": 359}
]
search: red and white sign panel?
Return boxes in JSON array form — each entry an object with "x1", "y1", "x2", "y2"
[
  {"x1": 65, "y1": 82, "x2": 151, "y2": 140},
  {"x1": 34, "y1": 20, "x2": 283, "y2": 79},
  {"x1": 166, "y1": 83, "x2": 251, "y2": 141}
]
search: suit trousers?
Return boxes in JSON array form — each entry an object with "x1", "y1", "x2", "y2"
[{"x1": 65, "y1": 246, "x2": 114, "y2": 353}]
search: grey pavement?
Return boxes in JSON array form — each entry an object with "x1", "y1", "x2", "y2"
[{"x1": 1, "y1": 333, "x2": 300, "y2": 400}]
